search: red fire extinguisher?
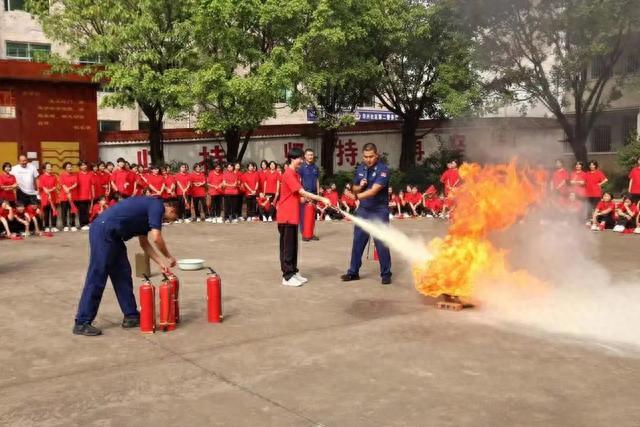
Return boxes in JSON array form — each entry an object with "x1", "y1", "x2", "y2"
[
  {"x1": 139, "y1": 274, "x2": 156, "y2": 334},
  {"x1": 167, "y1": 272, "x2": 180, "y2": 323},
  {"x1": 302, "y1": 202, "x2": 316, "y2": 240},
  {"x1": 159, "y1": 274, "x2": 176, "y2": 332},
  {"x1": 206, "y1": 268, "x2": 222, "y2": 323}
]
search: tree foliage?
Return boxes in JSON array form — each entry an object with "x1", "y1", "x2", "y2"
[{"x1": 471, "y1": 0, "x2": 640, "y2": 163}]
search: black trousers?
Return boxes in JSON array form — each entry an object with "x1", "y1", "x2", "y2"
[
  {"x1": 76, "y1": 200, "x2": 91, "y2": 227},
  {"x1": 9, "y1": 219, "x2": 26, "y2": 233},
  {"x1": 595, "y1": 213, "x2": 615, "y2": 229},
  {"x1": 43, "y1": 205, "x2": 55, "y2": 228},
  {"x1": 16, "y1": 188, "x2": 38, "y2": 206},
  {"x1": 178, "y1": 196, "x2": 191, "y2": 220},
  {"x1": 259, "y1": 205, "x2": 274, "y2": 219},
  {"x1": 192, "y1": 197, "x2": 206, "y2": 219},
  {"x1": 587, "y1": 197, "x2": 600, "y2": 219},
  {"x1": 224, "y1": 195, "x2": 237, "y2": 220},
  {"x1": 235, "y1": 195, "x2": 244, "y2": 218},
  {"x1": 245, "y1": 195, "x2": 257, "y2": 217},
  {"x1": 278, "y1": 223, "x2": 299, "y2": 280},
  {"x1": 616, "y1": 216, "x2": 636, "y2": 229},
  {"x1": 265, "y1": 193, "x2": 277, "y2": 216},
  {"x1": 60, "y1": 201, "x2": 76, "y2": 227},
  {"x1": 209, "y1": 195, "x2": 223, "y2": 217}
]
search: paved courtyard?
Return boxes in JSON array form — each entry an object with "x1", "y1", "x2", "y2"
[{"x1": 1, "y1": 219, "x2": 640, "y2": 426}]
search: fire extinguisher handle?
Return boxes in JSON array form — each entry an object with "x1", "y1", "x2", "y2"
[
  {"x1": 207, "y1": 267, "x2": 217, "y2": 275},
  {"x1": 143, "y1": 274, "x2": 150, "y2": 281},
  {"x1": 162, "y1": 273, "x2": 169, "y2": 280}
]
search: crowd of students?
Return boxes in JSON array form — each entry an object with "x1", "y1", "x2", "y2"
[{"x1": 2, "y1": 155, "x2": 640, "y2": 239}]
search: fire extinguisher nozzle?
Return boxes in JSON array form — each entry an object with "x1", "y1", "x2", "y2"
[
  {"x1": 207, "y1": 267, "x2": 216, "y2": 274},
  {"x1": 142, "y1": 274, "x2": 150, "y2": 281},
  {"x1": 162, "y1": 273, "x2": 169, "y2": 281}
]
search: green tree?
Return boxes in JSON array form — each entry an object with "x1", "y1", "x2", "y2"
[
  {"x1": 286, "y1": 0, "x2": 378, "y2": 175},
  {"x1": 371, "y1": 0, "x2": 482, "y2": 171},
  {"x1": 471, "y1": 0, "x2": 640, "y2": 164},
  {"x1": 618, "y1": 131, "x2": 640, "y2": 172},
  {"x1": 30, "y1": 0, "x2": 197, "y2": 164}
]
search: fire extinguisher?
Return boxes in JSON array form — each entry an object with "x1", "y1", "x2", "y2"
[
  {"x1": 206, "y1": 268, "x2": 222, "y2": 323},
  {"x1": 139, "y1": 274, "x2": 156, "y2": 334},
  {"x1": 159, "y1": 274, "x2": 176, "y2": 332},
  {"x1": 302, "y1": 202, "x2": 316, "y2": 240},
  {"x1": 167, "y1": 272, "x2": 180, "y2": 323}
]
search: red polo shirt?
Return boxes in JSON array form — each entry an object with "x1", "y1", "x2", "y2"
[
  {"x1": 0, "y1": 172, "x2": 17, "y2": 202},
  {"x1": 629, "y1": 167, "x2": 640, "y2": 195},
  {"x1": 276, "y1": 168, "x2": 302, "y2": 225},
  {"x1": 191, "y1": 172, "x2": 206, "y2": 197},
  {"x1": 77, "y1": 171, "x2": 94, "y2": 201},
  {"x1": 175, "y1": 172, "x2": 192, "y2": 196},
  {"x1": 263, "y1": 170, "x2": 280, "y2": 194},
  {"x1": 207, "y1": 171, "x2": 223, "y2": 196},
  {"x1": 222, "y1": 171, "x2": 239, "y2": 195},
  {"x1": 59, "y1": 172, "x2": 79, "y2": 200},
  {"x1": 243, "y1": 171, "x2": 260, "y2": 195},
  {"x1": 584, "y1": 170, "x2": 606, "y2": 198}
]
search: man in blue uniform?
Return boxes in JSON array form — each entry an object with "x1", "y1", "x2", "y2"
[
  {"x1": 341, "y1": 143, "x2": 392, "y2": 285},
  {"x1": 73, "y1": 196, "x2": 179, "y2": 336},
  {"x1": 299, "y1": 148, "x2": 320, "y2": 242}
]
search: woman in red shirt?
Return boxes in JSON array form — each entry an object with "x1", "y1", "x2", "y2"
[
  {"x1": 38, "y1": 162, "x2": 59, "y2": 232},
  {"x1": 146, "y1": 164, "x2": 165, "y2": 198},
  {"x1": 234, "y1": 162, "x2": 245, "y2": 220},
  {"x1": 263, "y1": 161, "x2": 281, "y2": 206},
  {"x1": 277, "y1": 147, "x2": 329, "y2": 287},
  {"x1": 59, "y1": 161, "x2": 79, "y2": 231},
  {"x1": 627, "y1": 157, "x2": 640, "y2": 204},
  {"x1": 89, "y1": 196, "x2": 109, "y2": 223},
  {"x1": 76, "y1": 161, "x2": 95, "y2": 230},
  {"x1": 161, "y1": 166, "x2": 176, "y2": 203},
  {"x1": 590, "y1": 192, "x2": 615, "y2": 231},
  {"x1": 440, "y1": 160, "x2": 460, "y2": 196},
  {"x1": 551, "y1": 159, "x2": 569, "y2": 199},
  {"x1": 258, "y1": 160, "x2": 269, "y2": 193},
  {"x1": 0, "y1": 162, "x2": 17, "y2": 206},
  {"x1": 584, "y1": 160, "x2": 608, "y2": 217},
  {"x1": 206, "y1": 163, "x2": 224, "y2": 222},
  {"x1": 614, "y1": 196, "x2": 637, "y2": 232},
  {"x1": 341, "y1": 183, "x2": 358, "y2": 214},
  {"x1": 175, "y1": 163, "x2": 192, "y2": 222},
  {"x1": 190, "y1": 163, "x2": 207, "y2": 221},
  {"x1": 222, "y1": 163, "x2": 240, "y2": 223},
  {"x1": 242, "y1": 162, "x2": 260, "y2": 221},
  {"x1": 94, "y1": 162, "x2": 111, "y2": 202}
]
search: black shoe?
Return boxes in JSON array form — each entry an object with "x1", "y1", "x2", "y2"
[
  {"x1": 73, "y1": 323, "x2": 102, "y2": 336},
  {"x1": 311, "y1": 235, "x2": 319, "y2": 241},
  {"x1": 122, "y1": 315, "x2": 140, "y2": 328},
  {"x1": 381, "y1": 277, "x2": 392, "y2": 285},
  {"x1": 302, "y1": 237, "x2": 311, "y2": 242},
  {"x1": 341, "y1": 273, "x2": 360, "y2": 282}
]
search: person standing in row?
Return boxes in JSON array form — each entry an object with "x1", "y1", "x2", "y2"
[
  {"x1": 11, "y1": 155, "x2": 39, "y2": 206},
  {"x1": 207, "y1": 163, "x2": 224, "y2": 222},
  {"x1": 223, "y1": 163, "x2": 240, "y2": 223},
  {"x1": 146, "y1": 164, "x2": 165, "y2": 197},
  {"x1": 243, "y1": 162, "x2": 260, "y2": 221},
  {"x1": 263, "y1": 161, "x2": 280, "y2": 207},
  {"x1": 175, "y1": 163, "x2": 192, "y2": 222},
  {"x1": 191, "y1": 163, "x2": 207, "y2": 221},
  {"x1": 341, "y1": 143, "x2": 392, "y2": 285},
  {"x1": 584, "y1": 160, "x2": 608, "y2": 218},
  {"x1": 0, "y1": 162, "x2": 17, "y2": 206},
  {"x1": 440, "y1": 160, "x2": 460, "y2": 196},
  {"x1": 59, "y1": 162, "x2": 78, "y2": 232},
  {"x1": 628, "y1": 157, "x2": 640, "y2": 204},
  {"x1": 38, "y1": 162, "x2": 59, "y2": 233},
  {"x1": 76, "y1": 161, "x2": 95, "y2": 230},
  {"x1": 299, "y1": 148, "x2": 320, "y2": 242},
  {"x1": 277, "y1": 147, "x2": 330, "y2": 287},
  {"x1": 234, "y1": 163, "x2": 244, "y2": 220}
]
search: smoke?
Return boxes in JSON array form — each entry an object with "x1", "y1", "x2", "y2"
[{"x1": 338, "y1": 208, "x2": 431, "y2": 264}]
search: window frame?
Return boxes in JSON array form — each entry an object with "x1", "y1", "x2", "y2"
[
  {"x1": 4, "y1": 0, "x2": 26, "y2": 12},
  {"x1": 5, "y1": 41, "x2": 51, "y2": 61},
  {"x1": 590, "y1": 125, "x2": 613, "y2": 153},
  {"x1": 98, "y1": 120, "x2": 121, "y2": 132}
]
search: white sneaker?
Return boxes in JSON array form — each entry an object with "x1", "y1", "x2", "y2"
[
  {"x1": 613, "y1": 225, "x2": 625, "y2": 233},
  {"x1": 81, "y1": 225, "x2": 90, "y2": 231},
  {"x1": 232, "y1": 219, "x2": 239, "y2": 224},
  {"x1": 163, "y1": 222, "x2": 170, "y2": 226},
  {"x1": 634, "y1": 227, "x2": 640, "y2": 234},
  {"x1": 282, "y1": 276, "x2": 303, "y2": 287},
  {"x1": 294, "y1": 273, "x2": 308, "y2": 283},
  {"x1": 325, "y1": 217, "x2": 332, "y2": 221},
  {"x1": 176, "y1": 219, "x2": 184, "y2": 224},
  {"x1": 240, "y1": 217, "x2": 246, "y2": 221},
  {"x1": 63, "y1": 227, "x2": 69, "y2": 232},
  {"x1": 217, "y1": 217, "x2": 223, "y2": 223},
  {"x1": 51, "y1": 227, "x2": 59, "y2": 233},
  {"x1": 268, "y1": 217, "x2": 273, "y2": 222},
  {"x1": 389, "y1": 214, "x2": 394, "y2": 220},
  {"x1": 196, "y1": 218, "x2": 202, "y2": 223},
  {"x1": 71, "y1": 227, "x2": 78, "y2": 232},
  {"x1": 262, "y1": 215, "x2": 267, "y2": 222},
  {"x1": 225, "y1": 219, "x2": 231, "y2": 224},
  {"x1": 591, "y1": 225, "x2": 598, "y2": 231},
  {"x1": 184, "y1": 218, "x2": 192, "y2": 223},
  {"x1": 426, "y1": 214, "x2": 433, "y2": 218},
  {"x1": 44, "y1": 227, "x2": 50, "y2": 233}
]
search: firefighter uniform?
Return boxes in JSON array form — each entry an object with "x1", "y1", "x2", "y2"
[
  {"x1": 75, "y1": 196, "x2": 165, "y2": 326},
  {"x1": 299, "y1": 161, "x2": 319, "y2": 233},
  {"x1": 347, "y1": 160, "x2": 392, "y2": 280}
]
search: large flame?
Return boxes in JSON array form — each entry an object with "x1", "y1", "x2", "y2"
[{"x1": 414, "y1": 160, "x2": 545, "y2": 299}]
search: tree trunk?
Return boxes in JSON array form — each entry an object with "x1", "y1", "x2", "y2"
[
  {"x1": 570, "y1": 133, "x2": 589, "y2": 165},
  {"x1": 224, "y1": 127, "x2": 241, "y2": 162},
  {"x1": 148, "y1": 117, "x2": 164, "y2": 165},
  {"x1": 237, "y1": 129, "x2": 254, "y2": 163},
  {"x1": 320, "y1": 128, "x2": 338, "y2": 177},
  {"x1": 399, "y1": 115, "x2": 419, "y2": 170}
]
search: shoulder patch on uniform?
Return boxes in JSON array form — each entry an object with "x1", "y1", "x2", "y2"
[{"x1": 380, "y1": 172, "x2": 387, "y2": 177}]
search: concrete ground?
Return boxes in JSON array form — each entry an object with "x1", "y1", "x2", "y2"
[{"x1": 1, "y1": 218, "x2": 640, "y2": 427}]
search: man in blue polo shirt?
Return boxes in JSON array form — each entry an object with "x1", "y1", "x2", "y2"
[
  {"x1": 299, "y1": 148, "x2": 320, "y2": 242},
  {"x1": 73, "y1": 196, "x2": 179, "y2": 336},
  {"x1": 341, "y1": 143, "x2": 392, "y2": 285}
]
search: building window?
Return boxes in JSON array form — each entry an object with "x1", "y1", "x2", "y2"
[
  {"x1": 359, "y1": 94, "x2": 377, "y2": 108},
  {"x1": 138, "y1": 121, "x2": 150, "y2": 131},
  {"x1": 626, "y1": 54, "x2": 640, "y2": 74},
  {"x1": 276, "y1": 88, "x2": 292, "y2": 103},
  {"x1": 622, "y1": 115, "x2": 638, "y2": 144},
  {"x1": 98, "y1": 120, "x2": 121, "y2": 132},
  {"x1": 4, "y1": 0, "x2": 26, "y2": 11},
  {"x1": 5, "y1": 42, "x2": 51, "y2": 61},
  {"x1": 590, "y1": 56, "x2": 608, "y2": 79},
  {"x1": 591, "y1": 126, "x2": 612, "y2": 152},
  {"x1": 78, "y1": 55, "x2": 101, "y2": 64}
]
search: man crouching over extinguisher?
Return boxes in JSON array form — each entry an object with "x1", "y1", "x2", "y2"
[{"x1": 73, "y1": 196, "x2": 178, "y2": 336}]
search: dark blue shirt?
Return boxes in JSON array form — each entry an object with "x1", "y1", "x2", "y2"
[
  {"x1": 353, "y1": 161, "x2": 390, "y2": 210},
  {"x1": 100, "y1": 196, "x2": 164, "y2": 241},
  {"x1": 299, "y1": 162, "x2": 319, "y2": 194}
]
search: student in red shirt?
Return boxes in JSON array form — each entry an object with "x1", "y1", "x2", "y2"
[
  {"x1": 341, "y1": 183, "x2": 358, "y2": 214},
  {"x1": 146, "y1": 164, "x2": 165, "y2": 198},
  {"x1": 0, "y1": 162, "x2": 17, "y2": 206},
  {"x1": 76, "y1": 161, "x2": 95, "y2": 230},
  {"x1": 161, "y1": 166, "x2": 176, "y2": 202},
  {"x1": 423, "y1": 185, "x2": 442, "y2": 217},
  {"x1": 440, "y1": 160, "x2": 461, "y2": 196},
  {"x1": 110, "y1": 158, "x2": 134, "y2": 198},
  {"x1": 59, "y1": 161, "x2": 79, "y2": 232},
  {"x1": 90, "y1": 196, "x2": 109, "y2": 222},
  {"x1": 94, "y1": 161, "x2": 111, "y2": 202},
  {"x1": 242, "y1": 162, "x2": 260, "y2": 221},
  {"x1": 38, "y1": 162, "x2": 59, "y2": 232},
  {"x1": 404, "y1": 186, "x2": 423, "y2": 217},
  {"x1": 388, "y1": 187, "x2": 400, "y2": 218},
  {"x1": 628, "y1": 157, "x2": 640, "y2": 204},
  {"x1": 551, "y1": 159, "x2": 569, "y2": 197},
  {"x1": 396, "y1": 189, "x2": 409, "y2": 217},
  {"x1": 257, "y1": 192, "x2": 275, "y2": 221},
  {"x1": 190, "y1": 163, "x2": 207, "y2": 221},
  {"x1": 323, "y1": 183, "x2": 342, "y2": 220},
  {"x1": 222, "y1": 163, "x2": 240, "y2": 223},
  {"x1": 175, "y1": 163, "x2": 192, "y2": 222},
  {"x1": 206, "y1": 163, "x2": 224, "y2": 222},
  {"x1": 133, "y1": 164, "x2": 148, "y2": 196},
  {"x1": 263, "y1": 161, "x2": 281, "y2": 205},
  {"x1": 569, "y1": 161, "x2": 586, "y2": 197},
  {"x1": 25, "y1": 202, "x2": 42, "y2": 235},
  {"x1": 233, "y1": 162, "x2": 245, "y2": 220},
  {"x1": 590, "y1": 192, "x2": 615, "y2": 231},
  {"x1": 10, "y1": 202, "x2": 35, "y2": 236},
  {"x1": 277, "y1": 147, "x2": 330, "y2": 287},
  {"x1": 442, "y1": 193, "x2": 456, "y2": 219},
  {"x1": 613, "y1": 196, "x2": 637, "y2": 232},
  {"x1": 0, "y1": 200, "x2": 16, "y2": 238},
  {"x1": 584, "y1": 160, "x2": 608, "y2": 216},
  {"x1": 258, "y1": 160, "x2": 269, "y2": 193}
]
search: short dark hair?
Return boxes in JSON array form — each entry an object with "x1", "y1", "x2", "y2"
[
  {"x1": 362, "y1": 143, "x2": 377, "y2": 153},
  {"x1": 589, "y1": 160, "x2": 599, "y2": 169},
  {"x1": 106, "y1": 162, "x2": 114, "y2": 167},
  {"x1": 287, "y1": 147, "x2": 304, "y2": 160},
  {"x1": 2, "y1": 162, "x2": 11, "y2": 170},
  {"x1": 116, "y1": 157, "x2": 125, "y2": 163},
  {"x1": 62, "y1": 161, "x2": 72, "y2": 169},
  {"x1": 304, "y1": 148, "x2": 314, "y2": 154}
]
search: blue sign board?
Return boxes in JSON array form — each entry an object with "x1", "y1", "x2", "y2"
[{"x1": 306, "y1": 108, "x2": 399, "y2": 122}]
